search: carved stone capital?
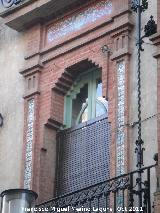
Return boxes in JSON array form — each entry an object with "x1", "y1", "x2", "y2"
[{"x1": 20, "y1": 68, "x2": 41, "y2": 99}]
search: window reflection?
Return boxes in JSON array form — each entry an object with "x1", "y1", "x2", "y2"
[
  {"x1": 96, "y1": 80, "x2": 102, "y2": 97},
  {"x1": 96, "y1": 80, "x2": 108, "y2": 117},
  {"x1": 68, "y1": 71, "x2": 108, "y2": 127},
  {"x1": 80, "y1": 103, "x2": 88, "y2": 123},
  {"x1": 72, "y1": 84, "x2": 88, "y2": 126}
]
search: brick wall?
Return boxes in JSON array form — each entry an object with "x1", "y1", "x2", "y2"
[{"x1": 19, "y1": 0, "x2": 133, "y2": 203}]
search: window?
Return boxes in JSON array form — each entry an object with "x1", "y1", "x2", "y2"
[{"x1": 64, "y1": 68, "x2": 108, "y2": 128}]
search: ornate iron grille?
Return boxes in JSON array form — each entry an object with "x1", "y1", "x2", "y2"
[
  {"x1": 37, "y1": 164, "x2": 156, "y2": 213},
  {"x1": 56, "y1": 115, "x2": 111, "y2": 196}
]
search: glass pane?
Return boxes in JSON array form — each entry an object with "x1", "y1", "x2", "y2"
[
  {"x1": 96, "y1": 79, "x2": 102, "y2": 97},
  {"x1": 96, "y1": 101, "x2": 106, "y2": 117},
  {"x1": 80, "y1": 103, "x2": 88, "y2": 123},
  {"x1": 72, "y1": 84, "x2": 88, "y2": 126},
  {"x1": 96, "y1": 79, "x2": 108, "y2": 117}
]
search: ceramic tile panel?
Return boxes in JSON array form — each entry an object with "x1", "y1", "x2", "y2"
[
  {"x1": 24, "y1": 99, "x2": 35, "y2": 189},
  {"x1": 47, "y1": 0, "x2": 112, "y2": 43}
]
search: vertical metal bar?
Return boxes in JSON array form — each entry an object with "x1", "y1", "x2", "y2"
[
  {"x1": 129, "y1": 173, "x2": 134, "y2": 208},
  {"x1": 97, "y1": 197, "x2": 100, "y2": 213},
  {"x1": 147, "y1": 168, "x2": 151, "y2": 212},
  {"x1": 105, "y1": 194, "x2": 108, "y2": 213},
  {"x1": 114, "y1": 192, "x2": 116, "y2": 213},
  {"x1": 137, "y1": 1, "x2": 143, "y2": 208},
  {"x1": 122, "y1": 189, "x2": 125, "y2": 210},
  {"x1": 137, "y1": 0, "x2": 142, "y2": 143},
  {"x1": 89, "y1": 199, "x2": 92, "y2": 213}
]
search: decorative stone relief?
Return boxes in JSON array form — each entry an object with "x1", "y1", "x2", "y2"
[
  {"x1": 47, "y1": 0, "x2": 112, "y2": 43},
  {"x1": 0, "y1": 0, "x2": 22, "y2": 8},
  {"x1": 116, "y1": 61, "x2": 125, "y2": 176},
  {"x1": 24, "y1": 99, "x2": 35, "y2": 189}
]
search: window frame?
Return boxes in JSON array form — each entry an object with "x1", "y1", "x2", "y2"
[{"x1": 64, "y1": 68, "x2": 103, "y2": 128}]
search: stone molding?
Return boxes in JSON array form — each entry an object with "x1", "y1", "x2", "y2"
[
  {"x1": 45, "y1": 118, "x2": 63, "y2": 130},
  {"x1": 15, "y1": 0, "x2": 133, "y2": 201},
  {"x1": 150, "y1": 32, "x2": 160, "y2": 58},
  {"x1": 0, "y1": 0, "x2": 131, "y2": 32},
  {"x1": 20, "y1": 15, "x2": 133, "y2": 79},
  {"x1": 0, "y1": 0, "x2": 93, "y2": 31}
]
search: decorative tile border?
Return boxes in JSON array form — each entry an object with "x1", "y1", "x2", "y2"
[
  {"x1": 116, "y1": 61, "x2": 125, "y2": 176},
  {"x1": 24, "y1": 99, "x2": 35, "y2": 189},
  {"x1": 47, "y1": 0, "x2": 112, "y2": 43}
]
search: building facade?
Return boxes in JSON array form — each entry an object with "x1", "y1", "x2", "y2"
[{"x1": 0, "y1": 0, "x2": 160, "y2": 211}]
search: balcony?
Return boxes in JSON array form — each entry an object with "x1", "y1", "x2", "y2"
[
  {"x1": 37, "y1": 164, "x2": 156, "y2": 213},
  {"x1": 55, "y1": 115, "x2": 111, "y2": 196}
]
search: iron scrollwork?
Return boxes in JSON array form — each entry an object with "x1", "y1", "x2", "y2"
[
  {"x1": 144, "y1": 15, "x2": 157, "y2": 37},
  {"x1": 1, "y1": 0, "x2": 22, "y2": 8},
  {"x1": 131, "y1": 0, "x2": 148, "y2": 13},
  {"x1": 131, "y1": 0, "x2": 157, "y2": 210},
  {"x1": 37, "y1": 165, "x2": 155, "y2": 213}
]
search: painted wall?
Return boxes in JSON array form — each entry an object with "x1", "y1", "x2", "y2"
[{"x1": 0, "y1": 17, "x2": 25, "y2": 193}]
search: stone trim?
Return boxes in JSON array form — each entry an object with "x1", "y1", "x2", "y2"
[
  {"x1": 17, "y1": 0, "x2": 133, "y2": 201},
  {"x1": 0, "y1": 0, "x2": 93, "y2": 31},
  {"x1": 45, "y1": 118, "x2": 63, "y2": 130}
]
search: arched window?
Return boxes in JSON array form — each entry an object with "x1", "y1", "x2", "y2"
[{"x1": 64, "y1": 68, "x2": 108, "y2": 128}]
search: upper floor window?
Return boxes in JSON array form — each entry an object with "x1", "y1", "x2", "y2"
[{"x1": 64, "y1": 68, "x2": 108, "y2": 128}]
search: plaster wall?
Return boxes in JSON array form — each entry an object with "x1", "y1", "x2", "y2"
[
  {"x1": 0, "y1": 17, "x2": 25, "y2": 194},
  {"x1": 129, "y1": 0, "x2": 158, "y2": 197}
]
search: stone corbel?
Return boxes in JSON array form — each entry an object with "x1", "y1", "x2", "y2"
[
  {"x1": 150, "y1": 32, "x2": 160, "y2": 58},
  {"x1": 20, "y1": 67, "x2": 41, "y2": 98},
  {"x1": 45, "y1": 118, "x2": 63, "y2": 131},
  {"x1": 110, "y1": 25, "x2": 133, "y2": 61}
]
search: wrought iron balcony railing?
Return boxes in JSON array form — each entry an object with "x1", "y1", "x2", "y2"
[{"x1": 37, "y1": 164, "x2": 156, "y2": 213}]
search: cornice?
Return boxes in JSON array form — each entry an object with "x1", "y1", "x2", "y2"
[
  {"x1": 19, "y1": 9, "x2": 133, "y2": 78},
  {"x1": 0, "y1": 0, "x2": 132, "y2": 33},
  {"x1": 111, "y1": 49, "x2": 132, "y2": 61},
  {"x1": 23, "y1": 91, "x2": 40, "y2": 99},
  {"x1": 150, "y1": 32, "x2": 160, "y2": 59},
  {"x1": 40, "y1": 19, "x2": 133, "y2": 64},
  {"x1": 45, "y1": 118, "x2": 62, "y2": 130},
  {"x1": 20, "y1": 63, "x2": 43, "y2": 77},
  {"x1": 150, "y1": 32, "x2": 160, "y2": 46},
  {"x1": 0, "y1": 0, "x2": 92, "y2": 31}
]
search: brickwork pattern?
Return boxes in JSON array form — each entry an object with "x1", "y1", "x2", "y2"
[{"x1": 19, "y1": 0, "x2": 133, "y2": 203}]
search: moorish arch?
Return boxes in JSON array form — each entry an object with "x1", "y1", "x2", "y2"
[
  {"x1": 52, "y1": 54, "x2": 110, "y2": 96},
  {"x1": 50, "y1": 58, "x2": 111, "y2": 196},
  {"x1": 50, "y1": 57, "x2": 111, "y2": 127}
]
